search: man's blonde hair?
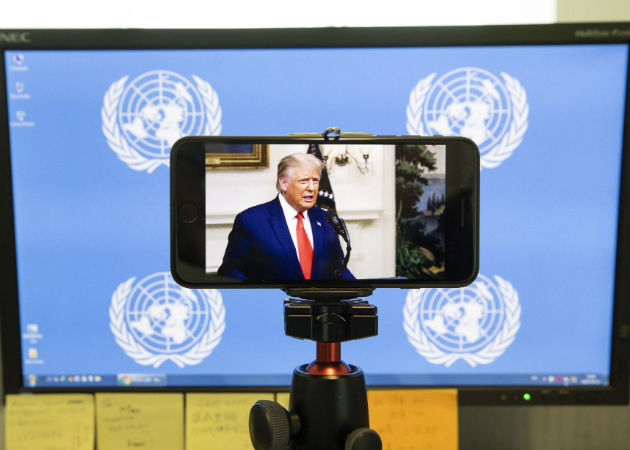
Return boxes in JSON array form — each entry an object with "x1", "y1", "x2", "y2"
[{"x1": 276, "y1": 153, "x2": 325, "y2": 193}]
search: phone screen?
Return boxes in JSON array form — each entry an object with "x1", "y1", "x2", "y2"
[
  {"x1": 166, "y1": 137, "x2": 479, "y2": 288},
  {"x1": 172, "y1": 137, "x2": 478, "y2": 288},
  {"x1": 204, "y1": 143, "x2": 446, "y2": 282}
]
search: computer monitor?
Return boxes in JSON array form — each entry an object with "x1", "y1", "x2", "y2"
[{"x1": 1, "y1": 23, "x2": 628, "y2": 405}]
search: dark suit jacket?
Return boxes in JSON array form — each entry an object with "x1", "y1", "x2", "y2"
[{"x1": 217, "y1": 197, "x2": 354, "y2": 281}]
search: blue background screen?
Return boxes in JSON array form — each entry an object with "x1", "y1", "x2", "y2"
[{"x1": 4, "y1": 44, "x2": 627, "y2": 388}]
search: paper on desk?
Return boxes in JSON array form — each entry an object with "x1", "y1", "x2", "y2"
[
  {"x1": 276, "y1": 392, "x2": 290, "y2": 410},
  {"x1": 368, "y1": 389, "x2": 458, "y2": 450},
  {"x1": 5, "y1": 393, "x2": 94, "y2": 450},
  {"x1": 186, "y1": 392, "x2": 274, "y2": 450},
  {"x1": 95, "y1": 393, "x2": 183, "y2": 450}
]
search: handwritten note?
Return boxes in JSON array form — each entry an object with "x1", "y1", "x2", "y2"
[
  {"x1": 368, "y1": 389, "x2": 458, "y2": 450},
  {"x1": 185, "y1": 393, "x2": 274, "y2": 450},
  {"x1": 96, "y1": 393, "x2": 183, "y2": 450},
  {"x1": 5, "y1": 393, "x2": 94, "y2": 450}
]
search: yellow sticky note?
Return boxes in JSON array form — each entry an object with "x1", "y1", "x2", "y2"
[
  {"x1": 186, "y1": 392, "x2": 274, "y2": 450},
  {"x1": 276, "y1": 392, "x2": 290, "y2": 410},
  {"x1": 5, "y1": 393, "x2": 94, "y2": 450},
  {"x1": 368, "y1": 389, "x2": 458, "y2": 450},
  {"x1": 96, "y1": 393, "x2": 183, "y2": 450}
]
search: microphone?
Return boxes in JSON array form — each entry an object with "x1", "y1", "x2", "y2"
[
  {"x1": 325, "y1": 207, "x2": 351, "y2": 278},
  {"x1": 325, "y1": 207, "x2": 347, "y2": 240}
]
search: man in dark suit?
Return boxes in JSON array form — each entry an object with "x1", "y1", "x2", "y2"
[{"x1": 217, "y1": 153, "x2": 354, "y2": 281}]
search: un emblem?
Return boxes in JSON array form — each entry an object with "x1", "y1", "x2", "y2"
[
  {"x1": 403, "y1": 274, "x2": 521, "y2": 367},
  {"x1": 109, "y1": 272, "x2": 225, "y2": 368},
  {"x1": 102, "y1": 70, "x2": 222, "y2": 173},
  {"x1": 406, "y1": 67, "x2": 529, "y2": 169}
]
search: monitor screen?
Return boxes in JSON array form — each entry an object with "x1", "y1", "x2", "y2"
[{"x1": 1, "y1": 24, "x2": 629, "y2": 404}]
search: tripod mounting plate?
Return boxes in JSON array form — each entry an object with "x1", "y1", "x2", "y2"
[
  {"x1": 285, "y1": 298, "x2": 378, "y2": 343},
  {"x1": 283, "y1": 288, "x2": 374, "y2": 301}
]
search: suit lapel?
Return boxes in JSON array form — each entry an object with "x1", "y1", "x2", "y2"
[
  {"x1": 310, "y1": 209, "x2": 326, "y2": 279},
  {"x1": 267, "y1": 198, "x2": 303, "y2": 279}
]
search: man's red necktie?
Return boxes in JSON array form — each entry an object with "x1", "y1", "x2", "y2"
[{"x1": 296, "y1": 213, "x2": 313, "y2": 280}]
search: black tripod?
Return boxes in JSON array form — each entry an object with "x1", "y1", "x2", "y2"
[{"x1": 249, "y1": 289, "x2": 382, "y2": 450}]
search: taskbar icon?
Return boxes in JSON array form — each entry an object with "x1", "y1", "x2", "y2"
[{"x1": 117, "y1": 373, "x2": 166, "y2": 386}]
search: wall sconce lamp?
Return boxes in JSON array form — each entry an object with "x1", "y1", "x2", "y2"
[{"x1": 321, "y1": 145, "x2": 371, "y2": 174}]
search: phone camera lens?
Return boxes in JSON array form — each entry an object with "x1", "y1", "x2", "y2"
[{"x1": 179, "y1": 202, "x2": 199, "y2": 224}]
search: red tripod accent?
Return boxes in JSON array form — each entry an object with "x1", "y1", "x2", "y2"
[{"x1": 305, "y1": 342, "x2": 351, "y2": 376}]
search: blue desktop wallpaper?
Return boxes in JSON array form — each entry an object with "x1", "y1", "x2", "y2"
[{"x1": 4, "y1": 43, "x2": 627, "y2": 387}]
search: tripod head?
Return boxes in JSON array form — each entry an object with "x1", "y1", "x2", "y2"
[
  {"x1": 249, "y1": 289, "x2": 382, "y2": 450},
  {"x1": 284, "y1": 296, "x2": 377, "y2": 343}
]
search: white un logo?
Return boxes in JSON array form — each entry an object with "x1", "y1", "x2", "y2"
[
  {"x1": 403, "y1": 274, "x2": 521, "y2": 367},
  {"x1": 102, "y1": 70, "x2": 222, "y2": 173},
  {"x1": 406, "y1": 67, "x2": 529, "y2": 169},
  {"x1": 109, "y1": 272, "x2": 225, "y2": 368}
]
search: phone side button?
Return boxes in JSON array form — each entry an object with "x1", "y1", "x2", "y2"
[{"x1": 180, "y1": 202, "x2": 199, "y2": 224}]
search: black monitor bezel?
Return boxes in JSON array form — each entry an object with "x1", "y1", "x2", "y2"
[{"x1": 0, "y1": 23, "x2": 628, "y2": 405}]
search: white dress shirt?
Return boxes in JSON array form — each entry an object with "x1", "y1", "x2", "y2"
[{"x1": 278, "y1": 194, "x2": 314, "y2": 262}]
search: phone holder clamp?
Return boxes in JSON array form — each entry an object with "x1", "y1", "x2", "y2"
[{"x1": 287, "y1": 127, "x2": 373, "y2": 141}]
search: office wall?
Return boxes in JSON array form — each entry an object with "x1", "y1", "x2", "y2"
[
  {"x1": 0, "y1": 0, "x2": 556, "y2": 28},
  {"x1": 557, "y1": 0, "x2": 629, "y2": 22}
]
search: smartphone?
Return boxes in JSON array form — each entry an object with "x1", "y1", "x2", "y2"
[{"x1": 171, "y1": 135, "x2": 479, "y2": 289}]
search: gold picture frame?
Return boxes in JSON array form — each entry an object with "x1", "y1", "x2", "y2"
[{"x1": 205, "y1": 143, "x2": 269, "y2": 170}]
